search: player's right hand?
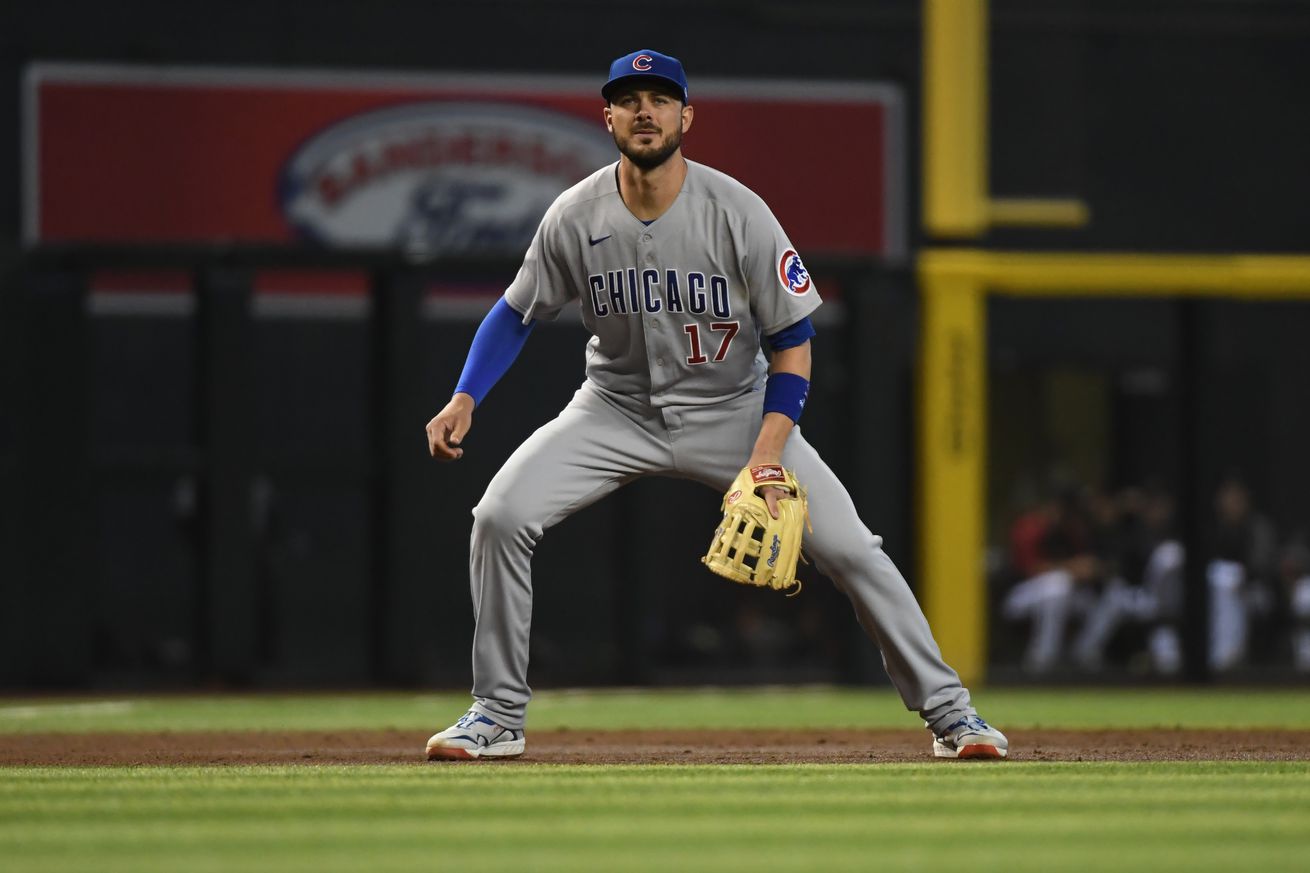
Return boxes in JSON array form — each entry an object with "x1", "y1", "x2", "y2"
[{"x1": 427, "y1": 393, "x2": 475, "y2": 461}]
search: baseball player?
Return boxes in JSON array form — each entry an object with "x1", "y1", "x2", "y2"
[{"x1": 424, "y1": 50, "x2": 1008, "y2": 761}]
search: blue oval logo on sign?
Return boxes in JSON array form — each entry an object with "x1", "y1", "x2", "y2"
[{"x1": 280, "y1": 102, "x2": 615, "y2": 254}]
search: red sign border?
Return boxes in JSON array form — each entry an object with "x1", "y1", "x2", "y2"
[{"x1": 22, "y1": 62, "x2": 905, "y2": 260}]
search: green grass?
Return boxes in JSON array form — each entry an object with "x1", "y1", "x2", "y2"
[
  {"x1": 2, "y1": 686, "x2": 1310, "y2": 734},
  {"x1": 3, "y1": 688, "x2": 1309, "y2": 871},
  {"x1": 3, "y1": 763, "x2": 1309, "y2": 872}
]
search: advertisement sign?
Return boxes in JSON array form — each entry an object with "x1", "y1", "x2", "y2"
[{"x1": 25, "y1": 64, "x2": 904, "y2": 258}]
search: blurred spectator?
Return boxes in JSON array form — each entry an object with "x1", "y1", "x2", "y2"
[
  {"x1": 1000, "y1": 485, "x2": 1101, "y2": 674},
  {"x1": 1279, "y1": 538, "x2": 1310, "y2": 673},
  {"x1": 1071, "y1": 485, "x2": 1184, "y2": 675},
  {"x1": 1007, "y1": 487, "x2": 1059, "y2": 580},
  {"x1": 1208, "y1": 475, "x2": 1278, "y2": 673}
]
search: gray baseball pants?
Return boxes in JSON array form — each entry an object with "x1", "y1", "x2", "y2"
[{"x1": 465, "y1": 381, "x2": 975, "y2": 734}]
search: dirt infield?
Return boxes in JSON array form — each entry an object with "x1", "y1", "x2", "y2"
[{"x1": 4, "y1": 728, "x2": 1309, "y2": 766}]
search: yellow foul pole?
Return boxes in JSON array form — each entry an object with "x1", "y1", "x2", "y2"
[
  {"x1": 919, "y1": 1, "x2": 990, "y2": 684},
  {"x1": 916, "y1": 263, "x2": 987, "y2": 685},
  {"x1": 922, "y1": 0, "x2": 989, "y2": 238}
]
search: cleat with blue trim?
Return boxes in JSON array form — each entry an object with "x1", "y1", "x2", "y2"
[
  {"x1": 932, "y1": 714, "x2": 1009, "y2": 760},
  {"x1": 426, "y1": 710, "x2": 526, "y2": 760}
]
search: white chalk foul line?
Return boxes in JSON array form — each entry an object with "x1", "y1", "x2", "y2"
[{"x1": 0, "y1": 701, "x2": 137, "y2": 720}]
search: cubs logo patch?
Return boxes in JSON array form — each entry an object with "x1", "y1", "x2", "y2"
[
  {"x1": 726, "y1": 489, "x2": 743, "y2": 505},
  {"x1": 632, "y1": 54, "x2": 653, "y2": 71},
  {"x1": 778, "y1": 250, "x2": 811, "y2": 296}
]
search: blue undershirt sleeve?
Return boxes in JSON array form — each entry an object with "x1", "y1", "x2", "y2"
[
  {"x1": 765, "y1": 316, "x2": 816, "y2": 351},
  {"x1": 453, "y1": 297, "x2": 536, "y2": 405}
]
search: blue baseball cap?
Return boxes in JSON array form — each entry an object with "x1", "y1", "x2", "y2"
[{"x1": 602, "y1": 49, "x2": 689, "y2": 104}]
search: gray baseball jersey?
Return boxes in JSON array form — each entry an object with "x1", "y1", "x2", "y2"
[
  {"x1": 459, "y1": 159, "x2": 975, "y2": 738},
  {"x1": 505, "y1": 160, "x2": 821, "y2": 406}
]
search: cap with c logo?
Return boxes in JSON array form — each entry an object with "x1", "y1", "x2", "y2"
[{"x1": 602, "y1": 49, "x2": 689, "y2": 103}]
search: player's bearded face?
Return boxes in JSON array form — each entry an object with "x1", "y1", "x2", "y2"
[
  {"x1": 609, "y1": 88, "x2": 686, "y2": 170},
  {"x1": 616, "y1": 120, "x2": 682, "y2": 170}
]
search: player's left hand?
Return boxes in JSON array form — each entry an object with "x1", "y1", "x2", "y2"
[{"x1": 760, "y1": 485, "x2": 791, "y2": 519}]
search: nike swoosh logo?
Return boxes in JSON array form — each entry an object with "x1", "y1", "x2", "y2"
[{"x1": 588, "y1": 234, "x2": 612, "y2": 246}]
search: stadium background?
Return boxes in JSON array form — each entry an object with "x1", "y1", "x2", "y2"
[{"x1": 3, "y1": 0, "x2": 1310, "y2": 694}]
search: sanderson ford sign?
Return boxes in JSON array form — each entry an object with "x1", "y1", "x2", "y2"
[
  {"x1": 279, "y1": 103, "x2": 616, "y2": 255},
  {"x1": 26, "y1": 64, "x2": 902, "y2": 257}
]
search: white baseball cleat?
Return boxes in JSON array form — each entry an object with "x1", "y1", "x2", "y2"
[
  {"x1": 931, "y1": 714, "x2": 1009, "y2": 760},
  {"x1": 426, "y1": 710, "x2": 526, "y2": 760}
]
